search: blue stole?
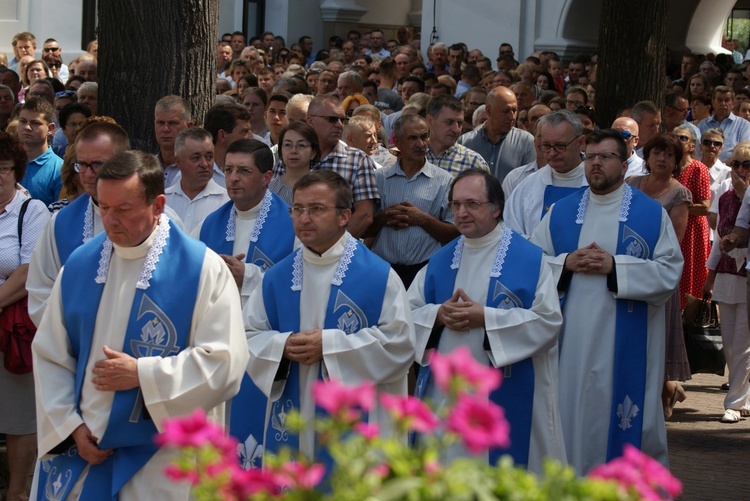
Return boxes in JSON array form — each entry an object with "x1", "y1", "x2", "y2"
[
  {"x1": 260, "y1": 238, "x2": 390, "y2": 460},
  {"x1": 548, "y1": 186, "x2": 661, "y2": 461},
  {"x1": 37, "y1": 220, "x2": 205, "y2": 500},
  {"x1": 54, "y1": 194, "x2": 93, "y2": 265},
  {"x1": 415, "y1": 227, "x2": 541, "y2": 467},
  {"x1": 199, "y1": 192, "x2": 295, "y2": 469},
  {"x1": 542, "y1": 184, "x2": 583, "y2": 219}
]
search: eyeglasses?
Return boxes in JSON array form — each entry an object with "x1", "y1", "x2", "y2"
[
  {"x1": 566, "y1": 99, "x2": 584, "y2": 107},
  {"x1": 47, "y1": 63, "x2": 61, "y2": 69},
  {"x1": 289, "y1": 205, "x2": 345, "y2": 218},
  {"x1": 74, "y1": 161, "x2": 104, "y2": 173},
  {"x1": 618, "y1": 130, "x2": 634, "y2": 140},
  {"x1": 309, "y1": 115, "x2": 349, "y2": 125},
  {"x1": 448, "y1": 200, "x2": 494, "y2": 212},
  {"x1": 584, "y1": 152, "x2": 624, "y2": 163},
  {"x1": 538, "y1": 135, "x2": 581, "y2": 153},
  {"x1": 731, "y1": 160, "x2": 750, "y2": 170},
  {"x1": 281, "y1": 141, "x2": 311, "y2": 151},
  {"x1": 222, "y1": 167, "x2": 254, "y2": 176},
  {"x1": 667, "y1": 104, "x2": 689, "y2": 114},
  {"x1": 0, "y1": 166, "x2": 14, "y2": 175},
  {"x1": 43, "y1": 47, "x2": 60, "y2": 53},
  {"x1": 676, "y1": 135, "x2": 691, "y2": 143},
  {"x1": 702, "y1": 139, "x2": 723, "y2": 148}
]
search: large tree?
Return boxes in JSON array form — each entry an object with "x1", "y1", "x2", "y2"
[
  {"x1": 98, "y1": 0, "x2": 217, "y2": 151},
  {"x1": 596, "y1": 1, "x2": 668, "y2": 128}
]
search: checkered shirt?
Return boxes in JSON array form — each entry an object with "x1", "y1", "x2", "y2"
[{"x1": 426, "y1": 143, "x2": 490, "y2": 177}]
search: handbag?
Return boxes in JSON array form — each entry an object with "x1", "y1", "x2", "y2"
[
  {"x1": 0, "y1": 198, "x2": 36, "y2": 375},
  {"x1": 683, "y1": 295, "x2": 726, "y2": 376}
]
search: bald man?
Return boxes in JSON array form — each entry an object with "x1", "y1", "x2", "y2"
[
  {"x1": 458, "y1": 86, "x2": 535, "y2": 183},
  {"x1": 612, "y1": 117, "x2": 645, "y2": 178}
]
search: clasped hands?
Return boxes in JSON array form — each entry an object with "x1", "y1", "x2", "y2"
[
  {"x1": 284, "y1": 328, "x2": 323, "y2": 365},
  {"x1": 565, "y1": 242, "x2": 614, "y2": 275},
  {"x1": 375, "y1": 201, "x2": 426, "y2": 230},
  {"x1": 436, "y1": 289, "x2": 485, "y2": 331}
]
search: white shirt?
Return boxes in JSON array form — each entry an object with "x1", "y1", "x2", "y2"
[{"x1": 166, "y1": 178, "x2": 229, "y2": 233}]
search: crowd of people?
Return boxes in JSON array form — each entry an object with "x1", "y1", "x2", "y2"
[{"x1": 0, "y1": 25, "x2": 749, "y2": 500}]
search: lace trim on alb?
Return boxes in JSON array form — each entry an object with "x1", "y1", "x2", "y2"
[
  {"x1": 94, "y1": 214, "x2": 170, "y2": 290},
  {"x1": 290, "y1": 236, "x2": 358, "y2": 290},
  {"x1": 490, "y1": 227, "x2": 512, "y2": 278},
  {"x1": 291, "y1": 248, "x2": 303, "y2": 291},
  {"x1": 82, "y1": 201, "x2": 94, "y2": 243},
  {"x1": 249, "y1": 190, "x2": 272, "y2": 243},
  {"x1": 619, "y1": 184, "x2": 633, "y2": 222},
  {"x1": 225, "y1": 208, "x2": 235, "y2": 242},
  {"x1": 450, "y1": 238, "x2": 464, "y2": 269},
  {"x1": 575, "y1": 189, "x2": 590, "y2": 224}
]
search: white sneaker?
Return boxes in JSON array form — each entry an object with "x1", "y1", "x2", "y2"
[{"x1": 721, "y1": 409, "x2": 742, "y2": 423}]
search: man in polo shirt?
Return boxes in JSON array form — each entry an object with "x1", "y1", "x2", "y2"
[
  {"x1": 17, "y1": 98, "x2": 63, "y2": 205},
  {"x1": 698, "y1": 86, "x2": 750, "y2": 162}
]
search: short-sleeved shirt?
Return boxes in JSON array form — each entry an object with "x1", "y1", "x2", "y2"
[
  {"x1": 0, "y1": 190, "x2": 50, "y2": 282},
  {"x1": 21, "y1": 148, "x2": 63, "y2": 206},
  {"x1": 426, "y1": 143, "x2": 490, "y2": 177},
  {"x1": 698, "y1": 112, "x2": 750, "y2": 162},
  {"x1": 457, "y1": 125, "x2": 535, "y2": 183}
]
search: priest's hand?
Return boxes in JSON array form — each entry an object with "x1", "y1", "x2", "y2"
[
  {"x1": 221, "y1": 253, "x2": 247, "y2": 289},
  {"x1": 566, "y1": 243, "x2": 613, "y2": 274},
  {"x1": 284, "y1": 329, "x2": 323, "y2": 365},
  {"x1": 72, "y1": 423, "x2": 113, "y2": 465},
  {"x1": 92, "y1": 346, "x2": 140, "y2": 391},
  {"x1": 437, "y1": 289, "x2": 485, "y2": 331}
]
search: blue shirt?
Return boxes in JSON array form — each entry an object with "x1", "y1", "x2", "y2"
[
  {"x1": 457, "y1": 125, "x2": 536, "y2": 183},
  {"x1": 698, "y1": 112, "x2": 750, "y2": 162},
  {"x1": 22, "y1": 148, "x2": 63, "y2": 206}
]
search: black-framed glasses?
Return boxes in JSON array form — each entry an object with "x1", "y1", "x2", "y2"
[
  {"x1": 538, "y1": 135, "x2": 581, "y2": 153},
  {"x1": 309, "y1": 115, "x2": 349, "y2": 125},
  {"x1": 667, "y1": 104, "x2": 689, "y2": 114},
  {"x1": 74, "y1": 161, "x2": 104, "y2": 173},
  {"x1": 702, "y1": 139, "x2": 723, "y2": 148},
  {"x1": 43, "y1": 47, "x2": 60, "y2": 53},
  {"x1": 731, "y1": 160, "x2": 750, "y2": 170},
  {"x1": 584, "y1": 152, "x2": 624, "y2": 163},
  {"x1": 289, "y1": 205, "x2": 345, "y2": 218}
]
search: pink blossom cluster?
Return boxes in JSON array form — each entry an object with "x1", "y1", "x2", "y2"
[
  {"x1": 156, "y1": 409, "x2": 326, "y2": 497},
  {"x1": 431, "y1": 345, "x2": 502, "y2": 397},
  {"x1": 313, "y1": 378, "x2": 375, "y2": 424},
  {"x1": 588, "y1": 444, "x2": 683, "y2": 500}
]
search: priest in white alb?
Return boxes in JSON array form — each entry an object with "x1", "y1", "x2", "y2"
[
  {"x1": 530, "y1": 129, "x2": 683, "y2": 474},
  {"x1": 244, "y1": 170, "x2": 415, "y2": 463},
  {"x1": 31, "y1": 151, "x2": 248, "y2": 500},
  {"x1": 408, "y1": 169, "x2": 566, "y2": 474}
]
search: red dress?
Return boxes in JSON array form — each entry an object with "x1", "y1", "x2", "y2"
[{"x1": 675, "y1": 159, "x2": 711, "y2": 309}]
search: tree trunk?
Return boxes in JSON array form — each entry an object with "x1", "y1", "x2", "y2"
[
  {"x1": 596, "y1": 1, "x2": 668, "y2": 129},
  {"x1": 98, "y1": 0, "x2": 217, "y2": 152}
]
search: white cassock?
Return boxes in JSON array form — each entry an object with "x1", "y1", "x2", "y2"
[
  {"x1": 31, "y1": 222, "x2": 248, "y2": 500},
  {"x1": 504, "y1": 163, "x2": 588, "y2": 238},
  {"x1": 407, "y1": 223, "x2": 566, "y2": 474},
  {"x1": 27, "y1": 199, "x2": 184, "y2": 326},
  {"x1": 244, "y1": 232, "x2": 415, "y2": 459},
  {"x1": 530, "y1": 184, "x2": 683, "y2": 475},
  {"x1": 501, "y1": 161, "x2": 541, "y2": 202},
  {"x1": 192, "y1": 204, "x2": 299, "y2": 307}
]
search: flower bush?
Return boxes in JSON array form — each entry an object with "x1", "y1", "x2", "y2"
[{"x1": 157, "y1": 347, "x2": 682, "y2": 500}]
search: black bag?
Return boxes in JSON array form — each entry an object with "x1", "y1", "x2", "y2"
[{"x1": 683, "y1": 297, "x2": 725, "y2": 375}]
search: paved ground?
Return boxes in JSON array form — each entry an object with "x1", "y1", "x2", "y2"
[
  {"x1": 667, "y1": 372, "x2": 750, "y2": 500},
  {"x1": 0, "y1": 372, "x2": 747, "y2": 499}
]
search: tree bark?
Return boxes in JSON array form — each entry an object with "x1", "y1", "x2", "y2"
[
  {"x1": 98, "y1": 0, "x2": 217, "y2": 152},
  {"x1": 596, "y1": 1, "x2": 668, "y2": 128}
]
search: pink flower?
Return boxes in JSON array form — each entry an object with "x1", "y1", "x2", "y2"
[
  {"x1": 445, "y1": 394, "x2": 510, "y2": 454},
  {"x1": 354, "y1": 422, "x2": 381, "y2": 441},
  {"x1": 431, "y1": 346, "x2": 502, "y2": 396},
  {"x1": 164, "y1": 465, "x2": 200, "y2": 485},
  {"x1": 590, "y1": 444, "x2": 683, "y2": 500},
  {"x1": 312, "y1": 379, "x2": 375, "y2": 422},
  {"x1": 273, "y1": 461, "x2": 326, "y2": 490},
  {"x1": 380, "y1": 393, "x2": 440, "y2": 433},
  {"x1": 229, "y1": 467, "x2": 281, "y2": 498},
  {"x1": 370, "y1": 463, "x2": 390, "y2": 478},
  {"x1": 155, "y1": 409, "x2": 236, "y2": 455}
]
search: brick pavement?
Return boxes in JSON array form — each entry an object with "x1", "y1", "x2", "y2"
[{"x1": 667, "y1": 373, "x2": 750, "y2": 500}]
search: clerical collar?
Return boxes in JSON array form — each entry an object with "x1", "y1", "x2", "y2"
[
  {"x1": 589, "y1": 182, "x2": 626, "y2": 205},
  {"x1": 236, "y1": 197, "x2": 263, "y2": 220},
  {"x1": 302, "y1": 231, "x2": 349, "y2": 263},
  {"x1": 551, "y1": 161, "x2": 585, "y2": 182},
  {"x1": 464, "y1": 222, "x2": 504, "y2": 249}
]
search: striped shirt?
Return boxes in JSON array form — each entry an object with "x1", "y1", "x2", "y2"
[
  {"x1": 371, "y1": 160, "x2": 454, "y2": 265},
  {"x1": 426, "y1": 142, "x2": 490, "y2": 177}
]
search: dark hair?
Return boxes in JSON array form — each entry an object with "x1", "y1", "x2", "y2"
[
  {"x1": 240, "y1": 74, "x2": 259, "y2": 90},
  {"x1": 205, "y1": 103, "x2": 251, "y2": 144},
  {"x1": 0, "y1": 131, "x2": 28, "y2": 182},
  {"x1": 585, "y1": 128, "x2": 627, "y2": 160},
  {"x1": 174, "y1": 127, "x2": 213, "y2": 157},
  {"x1": 19, "y1": 97, "x2": 56, "y2": 123},
  {"x1": 244, "y1": 87, "x2": 268, "y2": 108},
  {"x1": 226, "y1": 138, "x2": 274, "y2": 173},
  {"x1": 427, "y1": 94, "x2": 464, "y2": 116},
  {"x1": 643, "y1": 132, "x2": 684, "y2": 174},
  {"x1": 279, "y1": 121, "x2": 321, "y2": 167},
  {"x1": 293, "y1": 169, "x2": 352, "y2": 210},
  {"x1": 65, "y1": 75, "x2": 86, "y2": 90},
  {"x1": 449, "y1": 169, "x2": 504, "y2": 221},
  {"x1": 58, "y1": 103, "x2": 92, "y2": 129},
  {"x1": 393, "y1": 113, "x2": 428, "y2": 139},
  {"x1": 76, "y1": 121, "x2": 131, "y2": 153},
  {"x1": 97, "y1": 150, "x2": 164, "y2": 203},
  {"x1": 402, "y1": 75, "x2": 425, "y2": 93}
]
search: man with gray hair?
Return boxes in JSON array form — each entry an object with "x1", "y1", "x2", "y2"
[
  {"x1": 165, "y1": 127, "x2": 229, "y2": 232},
  {"x1": 630, "y1": 100, "x2": 661, "y2": 158},
  {"x1": 337, "y1": 70, "x2": 364, "y2": 100},
  {"x1": 367, "y1": 114, "x2": 458, "y2": 287},
  {"x1": 344, "y1": 115, "x2": 379, "y2": 160},
  {"x1": 504, "y1": 110, "x2": 587, "y2": 237},
  {"x1": 154, "y1": 95, "x2": 194, "y2": 187}
]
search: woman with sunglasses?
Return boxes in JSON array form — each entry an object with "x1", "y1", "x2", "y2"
[
  {"x1": 673, "y1": 125, "x2": 712, "y2": 310},
  {"x1": 703, "y1": 143, "x2": 750, "y2": 423},
  {"x1": 628, "y1": 133, "x2": 692, "y2": 419}
]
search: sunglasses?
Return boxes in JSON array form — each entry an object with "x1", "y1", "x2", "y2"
[
  {"x1": 619, "y1": 130, "x2": 634, "y2": 140},
  {"x1": 732, "y1": 160, "x2": 750, "y2": 169},
  {"x1": 676, "y1": 135, "x2": 691, "y2": 143},
  {"x1": 702, "y1": 139, "x2": 723, "y2": 148}
]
